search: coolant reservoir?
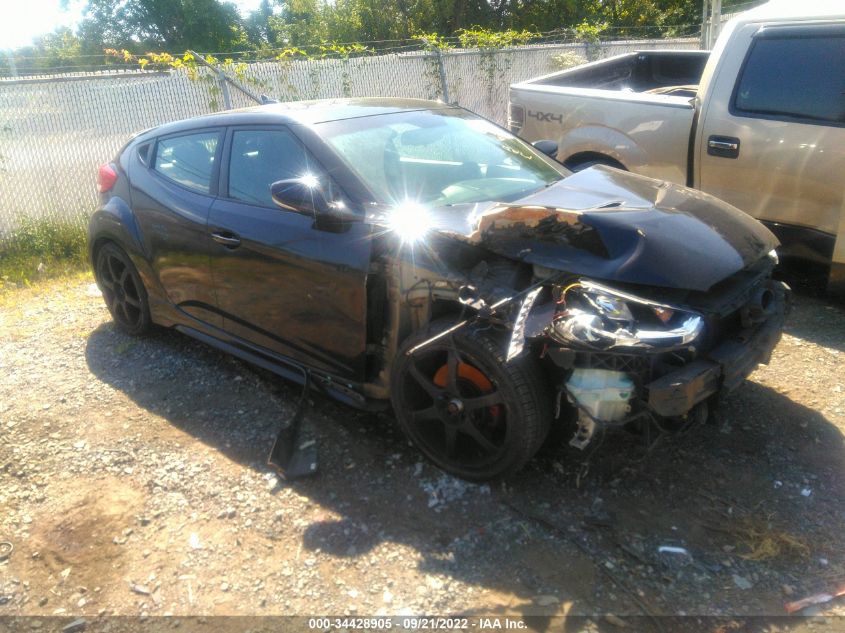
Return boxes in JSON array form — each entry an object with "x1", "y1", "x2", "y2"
[{"x1": 566, "y1": 368, "x2": 634, "y2": 423}]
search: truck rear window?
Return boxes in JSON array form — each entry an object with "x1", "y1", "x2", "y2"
[{"x1": 733, "y1": 36, "x2": 845, "y2": 124}]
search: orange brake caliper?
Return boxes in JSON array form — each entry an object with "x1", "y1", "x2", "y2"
[{"x1": 433, "y1": 362, "x2": 501, "y2": 418}]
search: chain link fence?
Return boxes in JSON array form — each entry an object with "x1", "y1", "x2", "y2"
[{"x1": 0, "y1": 38, "x2": 699, "y2": 235}]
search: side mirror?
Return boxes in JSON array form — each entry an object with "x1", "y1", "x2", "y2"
[
  {"x1": 270, "y1": 177, "x2": 331, "y2": 216},
  {"x1": 270, "y1": 177, "x2": 358, "y2": 230},
  {"x1": 532, "y1": 139, "x2": 559, "y2": 159}
]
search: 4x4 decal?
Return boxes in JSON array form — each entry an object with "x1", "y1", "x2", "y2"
[{"x1": 528, "y1": 110, "x2": 563, "y2": 124}]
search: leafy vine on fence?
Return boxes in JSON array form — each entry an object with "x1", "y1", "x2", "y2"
[
  {"x1": 455, "y1": 28, "x2": 538, "y2": 106},
  {"x1": 318, "y1": 43, "x2": 373, "y2": 98},
  {"x1": 413, "y1": 32, "x2": 452, "y2": 100},
  {"x1": 104, "y1": 26, "x2": 603, "y2": 109},
  {"x1": 105, "y1": 49, "x2": 266, "y2": 110},
  {"x1": 572, "y1": 21, "x2": 609, "y2": 61},
  {"x1": 272, "y1": 47, "x2": 307, "y2": 100}
]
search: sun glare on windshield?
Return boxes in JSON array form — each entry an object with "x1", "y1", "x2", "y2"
[{"x1": 317, "y1": 109, "x2": 565, "y2": 208}]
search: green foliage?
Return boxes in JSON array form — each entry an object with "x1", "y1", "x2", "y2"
[
  {"x1": 413, "y1": 32, "x2": 452, "y2": 100},
  {"x1": 0, "y1": 0, "x2": 705, "y2": 77},
  {"x1": 551, "y1": 49, "x2": 587, "y2": 71},
  {"x1": 580, "y1": 0, "x2": 699, "y2": 38},
  {"x1": 0, "y1": 216, "x2": 89, "y2": 286},
  {"x1": 414, "y1": 32, "x2": 453, "y2": 51},
  {"x1": 572, "y1": 20, "x2": 608, "y2": 60},
  {"x1": 272, "y1": 47, "x2": 308, "y2": 99},
  {"x1": 317, "y1": 43, "x2": 373, "y2": 97},
  {"x1": 318, "y1": 43, "x2": 373, "y2": 58},
  {"x1": 275, "y1": 47, "x2": 308, "y2": 61},
  {"x1": 78, "y1": 0, "x2": 248, "y2": 55},
  {"x1": 456, "y1": 27, "x2": 538, "y2": 49},
  {"x1": 2, "y1": 27, "x2": 85, "y2": 74},
  {"x1": 270, "y1": 0, "x2": 329, "y2": 47},
  {"x1": 573, "y1": 20, "x2": 608, "y2": 43},
  {"x1": 104, "y1": 49, "x2": 264, "y2": 110}
]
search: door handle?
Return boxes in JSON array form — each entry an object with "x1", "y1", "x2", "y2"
[
  {"x1": 707, "y1": 135, "x2": 740, "y2": 159},
  {"x1": 211, "y1": 231, "x2": 241, "y2": 248}
]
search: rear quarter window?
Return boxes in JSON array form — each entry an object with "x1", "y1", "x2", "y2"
[
  {"x1": 137, "y1": 142, "x2": 152, "y2": 166},
  {"x1": 153, "y1": 131, "x2": 220, "y2": 193},
  {"x1": 732, "y1": 35, "x2": 845, "y2": 124}
]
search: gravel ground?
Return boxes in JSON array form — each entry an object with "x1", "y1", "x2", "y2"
[{"x1": 1, "y1": 276, "x2": 844, "y2": 630}]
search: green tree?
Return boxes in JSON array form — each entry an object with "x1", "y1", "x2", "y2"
[
  {"x1": 2, "y1": 0, "x2": 706, "y2": 77},
  {"x1": 2, "y1": 27, "x2": 84, "y2": 74},
  {"x1": 78, "y1": 0, "x2": 248, "y2": 54},
  {"x1": 581, "y1": 0, "x2": 699, "y2": 37},
  {"x1": 245, "y1": 0, "x2": 278, "y2": 48},
  {"x1": 269, "y1": 0, "x2": 328, "y2": 46}
]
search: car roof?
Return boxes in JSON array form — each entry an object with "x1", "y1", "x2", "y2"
[{"x1": 140, "y1": 97, "x2": 456, "y2": 138}]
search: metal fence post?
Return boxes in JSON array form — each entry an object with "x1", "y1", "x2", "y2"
[
  {"x1": 435, "y1": 48, "x2": 450, "y2": 103},
  {"x1": 709, "y1": 0, "x2": 722, "y2": 48},
  {"x1": 189, "y1": 50, "x2": 263, "y2": 110},
  {"x1": 217, "y1": 72, "x2": 233, "y2": 110}
]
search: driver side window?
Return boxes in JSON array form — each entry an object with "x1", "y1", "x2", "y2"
[{"x1": 227, "y1": 128, "x2": 324, "y2": 207}]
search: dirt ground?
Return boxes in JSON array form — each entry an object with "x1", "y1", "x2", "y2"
[{"x1": 1, "y1": 275, "x2": 844, "y2": 631}]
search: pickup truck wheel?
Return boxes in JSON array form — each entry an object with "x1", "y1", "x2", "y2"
[
  {"x1": 95, "y1": 243, "x2": 152, "y2": 336},
  {"x1": 391, "y1": 320, "x2": 551, "y2": 481}
]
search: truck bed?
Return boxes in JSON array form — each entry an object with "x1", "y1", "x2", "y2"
[
  {"x1": 531, "y1": 50, "x2": 709, "y2": 95},
  {"x1": 509, "y1": 51, "x2": 711, "y2": 185}
]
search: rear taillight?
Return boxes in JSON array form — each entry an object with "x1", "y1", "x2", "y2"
[
  {"x1": 508, "y1": 102, "x2": 525, "y2": 134},
  {"x1": 98, "y1": 163, "x2": 118, "y2": 193}
]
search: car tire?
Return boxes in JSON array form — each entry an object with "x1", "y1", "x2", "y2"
[
  {"x1": 391, "y1": 319, "x2": 552, "y2": 481},
  {"x1": 95, "y1": 242, "x2": 152, "y2": 336}
]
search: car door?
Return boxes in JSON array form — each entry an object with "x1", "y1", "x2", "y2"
[
  {"x1": 696, "y1": 23, "x2": 845, "y2": 265},
  {"x1": 129, "y1": 128, "x2": 223, "y2": 327},
  {"x1": 207, "y1": 125, "x2": 372, "y2": 381}
]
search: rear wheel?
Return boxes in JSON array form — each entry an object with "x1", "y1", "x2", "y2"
[
  {"x1": 95, "y1": 243, "x2": 151, "y2": 336},
  {"x1": 391, "y1": 320, "x2": 551, "y2": 481}
]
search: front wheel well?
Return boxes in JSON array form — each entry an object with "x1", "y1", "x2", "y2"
[
  {"x1": 429, "y1": 299, "x2": 466, "y2": 323},
  {"x1": 563, "y1": 152, "x2": 627, "y2": 172}
]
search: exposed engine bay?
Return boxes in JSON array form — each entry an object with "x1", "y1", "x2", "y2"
[{"x1": 363, "y1": 167, "x2": 791, "y2": 452}]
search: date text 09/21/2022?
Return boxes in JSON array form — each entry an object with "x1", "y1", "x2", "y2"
[{"x1": 306, "y1": 617, "x2": 528, "y2": 629}]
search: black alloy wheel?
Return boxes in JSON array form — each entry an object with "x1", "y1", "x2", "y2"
[
  {"x1": 391, "y1": 319, "x2": 551, "y2": 481},
  {"x1": 95, "y1": 243, "x2": 151, "y2": 336}
]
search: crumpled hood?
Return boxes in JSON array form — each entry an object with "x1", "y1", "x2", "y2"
[{"x1": 419, "y1": 166, "x2": 778, "y2": 292}]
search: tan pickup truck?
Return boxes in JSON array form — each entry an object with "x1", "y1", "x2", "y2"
[{"x1": 508, "y1": 0, "x2": 845, "y2": 296}]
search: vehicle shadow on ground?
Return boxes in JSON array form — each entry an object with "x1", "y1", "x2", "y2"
[
  {"x1": 782, "y1": 297, "x2": 845, "y2": 352},
  {"x1": 85, "y1": 322, "x2": 845, "y2": 629}
]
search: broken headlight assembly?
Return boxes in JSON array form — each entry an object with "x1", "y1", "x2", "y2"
[{"x1": 547, "y1": 280, "x2": 704, "y2": 351}]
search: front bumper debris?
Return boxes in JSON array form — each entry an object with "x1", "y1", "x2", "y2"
[{"x1": 647, "y1": 281, "x2": 790, "y2": 417}]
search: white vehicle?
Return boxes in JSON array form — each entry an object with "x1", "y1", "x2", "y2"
[{"x1": 508, "y1": 0, "x2": 845, "y2": 296}]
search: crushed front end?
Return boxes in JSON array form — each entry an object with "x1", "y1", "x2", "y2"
[{"x1": 521, "y1": 254, "x2": 791, "y2": 448}]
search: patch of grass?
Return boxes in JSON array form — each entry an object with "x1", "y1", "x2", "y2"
[
  {"x1": 0, "y1": 215, "x2": 89, "y2": 288},
  {"x1": 0, "y1": 269, "x2": 93, "y2": 311}
]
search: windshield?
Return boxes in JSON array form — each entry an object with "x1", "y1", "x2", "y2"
[{"x1": 316, "y1": 108, "x2": 567, "y2": 207}]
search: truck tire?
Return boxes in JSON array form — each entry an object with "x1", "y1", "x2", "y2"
[{"x1": 390, "y1": 319, "x2": 552, "y2": 481}]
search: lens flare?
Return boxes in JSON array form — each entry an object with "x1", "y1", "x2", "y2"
[
  {"x1": 299, "y1": 173, "x2": 320, "y2": 189},
  {"x1": 388, "y1": 201, "x2": 430, "y2": 243}
]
